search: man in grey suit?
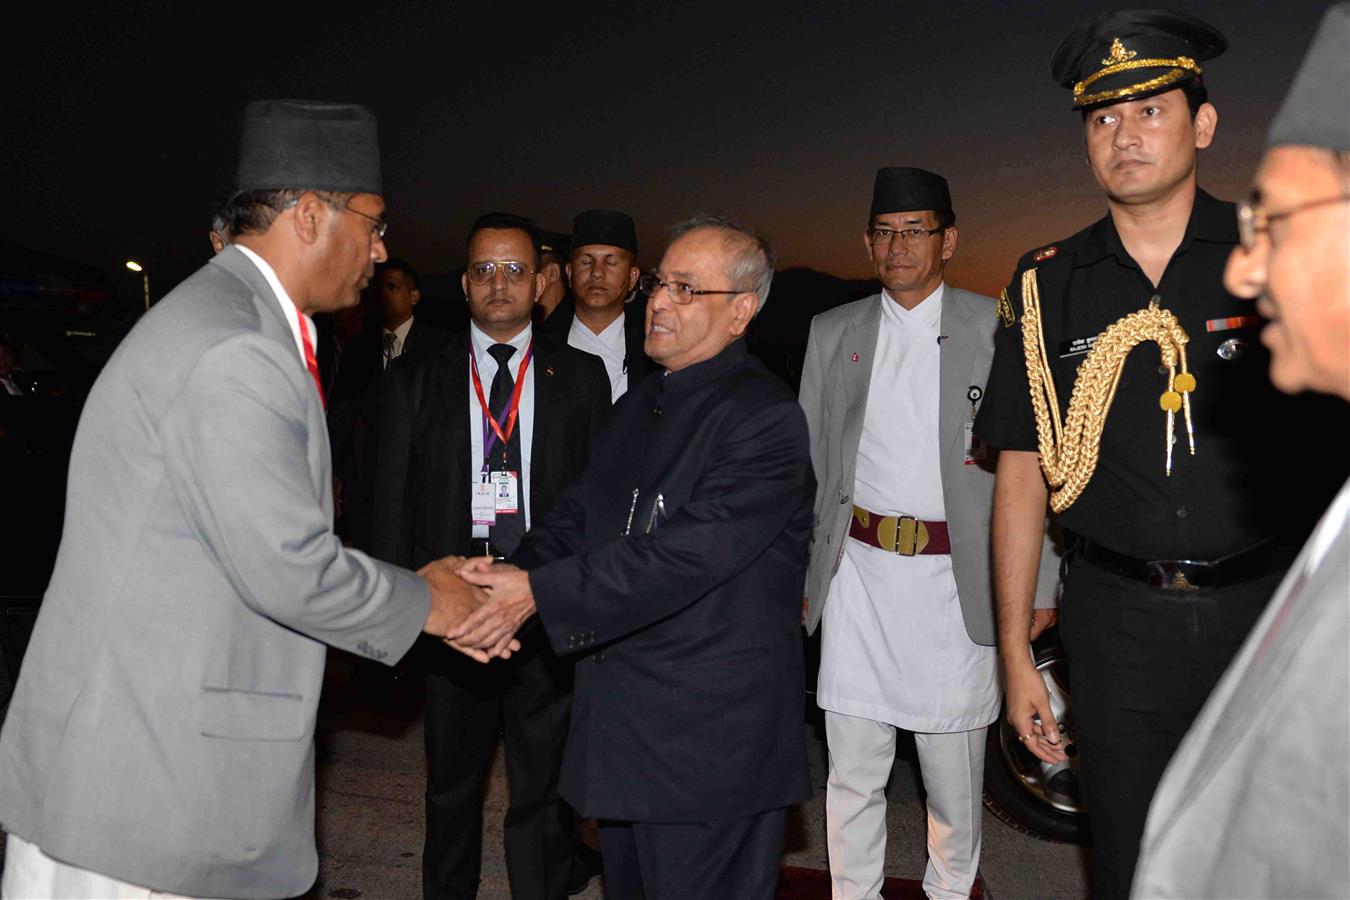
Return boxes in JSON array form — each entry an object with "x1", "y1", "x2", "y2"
[
  {"x1": 799, "y1": 168, "x2": 1057, "y2": 899},
  {"x1": 0, "y1": 100, "x2": 498, "y2": 900},
  {"x1": 1133, "y1": 8, "x2": 1350, "y2": 896}
]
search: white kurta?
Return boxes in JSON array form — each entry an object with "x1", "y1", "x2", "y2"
[
  {"x1": 568, "y1": 310, "x2": 628, "y2": 401},
  {"x1": 816, "y1": 284, "x2": 1000, "y2": 734}
]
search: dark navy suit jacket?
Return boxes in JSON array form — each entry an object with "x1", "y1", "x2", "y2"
[{"x1": 515, "y1": 339, "x2": 815, "y2": 822}]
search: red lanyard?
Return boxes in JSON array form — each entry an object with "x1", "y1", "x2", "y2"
[{"x1": 469, "y1": 339, "x2": 533, "y2": 462}]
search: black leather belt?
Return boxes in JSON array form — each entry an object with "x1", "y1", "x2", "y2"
[{"x1": 1077, "y1": 538, "x2": 1286, "y2": 592}]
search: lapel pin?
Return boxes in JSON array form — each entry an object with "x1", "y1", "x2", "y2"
[
  {"x1": 545, "y1": 366, "x2": 555, "y2": 376},
  {"x1": 851, "y1": 353, "x2": 859, "y2": 362}
]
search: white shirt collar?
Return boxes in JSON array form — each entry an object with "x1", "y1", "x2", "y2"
[
  {"x1": 233, "y1": 244, "x2": 309, "y2": 363},
  {"x1": 880, "y1": 281, "x2": 945, "y2": 334},
  {"x1": 469, "y1": 320, "x2": 533, "y2": 362},
  {"x1": 385, "y1": 315, "x2": 414, "y2": 347}
]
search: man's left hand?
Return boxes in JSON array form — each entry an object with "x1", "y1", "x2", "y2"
[
  {"x1": 1029, "y1": 608, "x2": 1058, "y2": 641},
  {"x1": 452, "y1": 562, "x2": 538, "y2": 653}
]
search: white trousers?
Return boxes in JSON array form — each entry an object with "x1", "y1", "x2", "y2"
[
  {"x1": 1, "y1": 834, "x2": 200, "y2": 900},
  {"x1": 825, "y1": 710, "x2": 986, "y2": 900}
]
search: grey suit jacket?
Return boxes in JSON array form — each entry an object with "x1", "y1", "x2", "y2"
[
  {"x1": 799, "y1": 288, "x2": 1058, "y2": 645},
  {"x1": 1131, "y1": 483, "x2": 1350, "y2": 899},
  {"x1": 0, "y1": 246, "x2": 431, "y2": 899}
]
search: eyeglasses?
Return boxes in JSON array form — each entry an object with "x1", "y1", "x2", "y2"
[
  {"x1": 278, "y1": 194, "x2": 388, "y2": 239},
  {"x1": 344, "y1": 203, "x2": 388, "y2": 239},
  {"x1": 638, "y1": 274, "x2": 744, "y2": 305},
  {"x1": 1236, "y1": 193, "x2": 1350, "y2": 251},
  {"x1": 867, "y1": 226, "x2": 944, "y2": 247},
  {"x1": 467, "y1": 260, "x2": 534, "y2": 285}
]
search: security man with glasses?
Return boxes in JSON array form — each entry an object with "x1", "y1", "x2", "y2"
[
  {"x1": 973, "y1": 11, "x2": 1346, "y2": 898},
  {"x1": 372, "y1": 212, "x2": 610, "y2": 900}
]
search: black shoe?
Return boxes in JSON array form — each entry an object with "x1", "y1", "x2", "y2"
[{"x1": 567, "y1": 842, "x2": 603, "y2": 895}]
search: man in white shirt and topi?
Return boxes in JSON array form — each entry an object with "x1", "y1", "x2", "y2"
[
  {"x1": 539, "y1": 208, "x2": 654, "y2": 400},
  {"x1": 799, "y1": 166, "x2": 1059, "y2": 899}
]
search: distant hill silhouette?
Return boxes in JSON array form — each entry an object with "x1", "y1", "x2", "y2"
[{"x1": 748, "y1": 267, "x2": 879, "y2": 389}]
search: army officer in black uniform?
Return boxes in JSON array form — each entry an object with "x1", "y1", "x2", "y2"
[{"x1": 975, "y1": 10, "x2": 1345, "y2": 899}]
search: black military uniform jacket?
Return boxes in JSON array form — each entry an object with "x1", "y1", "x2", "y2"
[
  {"x1": 513, "y1": 339, "x2": 815, "y2": 822},
  {"x1": 977, "y1": 189, "x2": 1339, "y2": 559}
]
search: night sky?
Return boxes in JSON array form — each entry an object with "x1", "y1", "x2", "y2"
[{"x1": 1, "y1": 1, "x2": 1331, "y2": 304}]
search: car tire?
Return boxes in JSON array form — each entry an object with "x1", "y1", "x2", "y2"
[{"x1": 982, "y1": 631, "x2": 1091, "y2": 845}]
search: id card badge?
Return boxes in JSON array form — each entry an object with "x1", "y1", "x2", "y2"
[
  {"x1": 471, "y1": 474, "x2": 497, "y2": 526},
  {"x1": 964, "y1": 422, "x2": 987, "y2": 465},
  {"x1": 491, "y1": 470, "x2": 520, "y2": 514}
]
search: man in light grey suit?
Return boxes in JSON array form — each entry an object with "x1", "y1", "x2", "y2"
[
  {"x1": 800, "y1": 167, "x2": 1057, "y2": 899},
  {"x1": 1133, "y1": 7, "x2": 1350, "y2": 896},
  {"x1": 0, "y1": 100, "x2": 501, "y2": 900}
]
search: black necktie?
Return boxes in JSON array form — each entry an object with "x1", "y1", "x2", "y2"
[{"x1": 487, "y1": 343, "x2": 524, "y2": 556}]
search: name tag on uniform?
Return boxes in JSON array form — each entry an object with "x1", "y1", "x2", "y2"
[
  {"x1": 491, "y1": 470, "x2": 520, "y2": 514},
  {"x1": 1059, "y1": 335, "x2": 1098, "y2": 358},
  {"x1": 964, "y1": 422, "x2": 987, "y2": 465},
  {"x1": 471, "y1": 476, "x2": 497, "y2": 526}
]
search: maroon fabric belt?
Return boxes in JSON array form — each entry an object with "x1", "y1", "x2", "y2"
[{"x1": 848, "y1": 505, "x2": 951, "y2": 556}]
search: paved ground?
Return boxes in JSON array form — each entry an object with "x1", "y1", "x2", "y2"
[
  {"x1": 0, "y1": 652, "x2": 1091, "y2": 898},
  {"x1": 305, "y1": 654, "x2": 1091, "y2": 900}
]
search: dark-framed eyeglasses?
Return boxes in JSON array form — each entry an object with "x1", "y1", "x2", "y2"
[
  {"x1": 344, "y1": 203, "x2": 388, "y2": 239},
  {"x1": 866, "y1": 225, "x2": 944, "y2": 247},
  {"x1": 639, "y1": 274, "x2": 744, "y2": 305},
  {"x1": 1236, "y1": 193, "x2": 1350, "y2": 251},
  {"x1": 467, "y1": 259, "x2": 534, "y2": 285}
]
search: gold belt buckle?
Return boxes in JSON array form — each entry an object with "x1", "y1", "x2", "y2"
[{"x1": 877, "y1": 514, "x2": 928, "y2": 556}]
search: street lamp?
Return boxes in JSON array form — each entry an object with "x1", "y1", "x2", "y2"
[{"x1": 125, "y1": 260, "x2": 150, "y2": 312}]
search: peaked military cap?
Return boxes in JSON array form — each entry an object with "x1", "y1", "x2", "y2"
[
  {"x1": 571, "y1": 209, "x2": 638, "y2": 255},
  {"x1": 1051, "y1": 10, "x2": 1227, "y2": 111},
  {"x1": 870, "y1": 167, "x2": 953, "y2": 218},
  {"x1": 237, "y1": 99, "x2": 382, "y2": 195}
]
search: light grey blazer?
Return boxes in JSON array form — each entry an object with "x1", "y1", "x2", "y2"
[
  {"x1": 1131, "y1": 494, "x2": 1350, "y2": 899},
  {"x1": 799, "y1": 288, "x2": 1058, "y2": 645},
  {"x1": 0, "y1": 247, "x2": 431, "y2": 899}
]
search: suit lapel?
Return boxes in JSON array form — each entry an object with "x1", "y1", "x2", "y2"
[
  {"x1": 841, "y1": 297, "x2": 882, "y2": 447},
  {"x1": 939, "y1": 290, "x2": 978, "y2": 460},
  {"x1": 532, "y1": 338, "x2": 560, "y2": 493}
]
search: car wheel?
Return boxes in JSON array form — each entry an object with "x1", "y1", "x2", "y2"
[{"x1": 982, "y1": 632, "x2": 1091, "y2": 845}]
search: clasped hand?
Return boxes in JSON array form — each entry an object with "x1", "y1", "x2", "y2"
[{"x1": 419, "y1": 556, "x2": 539, "y2": 664}]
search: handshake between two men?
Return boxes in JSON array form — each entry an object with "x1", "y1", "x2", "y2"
[{"x1": 418, "y1": 557, "x2": 538, "y2": 662}]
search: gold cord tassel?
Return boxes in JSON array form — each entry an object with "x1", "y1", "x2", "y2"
[{"x1": 1020, "y1": 268, "x2": 1196, "y2": 513}]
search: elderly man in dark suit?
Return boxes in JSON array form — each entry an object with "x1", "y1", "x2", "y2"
[
  {"x1": 371, "y1": 212, "x2": 610, "y2": 900},
  {"x1": 458, "y1": 214, "x2": 815, "y2": 899},
  {"x1": 0, "y1": 100, "x2": 492, "y2": 900}
]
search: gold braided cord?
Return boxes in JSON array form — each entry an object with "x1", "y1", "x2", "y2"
[
  {"x1": 1020, "y1": 268, "x2": 1194, "y2": 513},
  {"x1": 1075, "y1": 67, "x2": 1199, "y2": 108},
  {"x1": 1073, "y1": 55, "x2": 1201, "y2": 99}
]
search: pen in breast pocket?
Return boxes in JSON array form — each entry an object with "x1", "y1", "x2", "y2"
[
  {"x1": 623, "y1": 488, "x2": 640, "y2": 536},
  {"x1": 645, "y1": 493, "x2": 666, "y2": 534}
]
